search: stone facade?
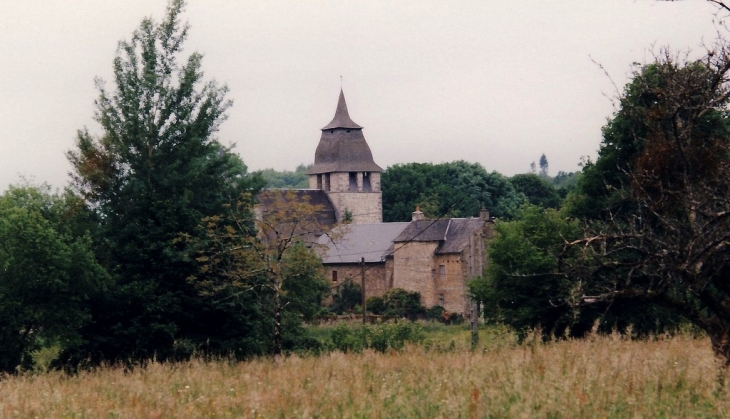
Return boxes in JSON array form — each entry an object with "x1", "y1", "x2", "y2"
[
  {"x1": 308, "y1": 90, "x2": 383, "y2": 225},
  {"x1": 326, "y1": 262, "x2": 391, "y2": 298},
  {"x1": 391, "y1": 223, "x2": 488, "y2": 314},
  {"x1": 319, "y1": 216, "x2": 491, "y2": 316},
  {"x1": 308, "y1": 172, "x2": 382, "y2": 224},
  {"x1": 392, "y1": 241, "x2": 440, "y2": 305}
]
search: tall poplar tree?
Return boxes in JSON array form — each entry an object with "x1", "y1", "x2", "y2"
[{"x1": 64, "y1": 0, "x2": 263, "y2": 364}]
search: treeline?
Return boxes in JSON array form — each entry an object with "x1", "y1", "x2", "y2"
[
  {"x1": 265, "y1": 160, "x2": 578, "y2": 221},
  {"x1": 259, "y1": 164, "x2": 311, "y2": 189},
  {"x1": 381, "y1": 161, "x2": 576, "y2": 221}
]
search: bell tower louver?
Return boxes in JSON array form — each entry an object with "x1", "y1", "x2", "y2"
[{"x1": 309, "y1": 90, "x2": 383, "y2": 224}]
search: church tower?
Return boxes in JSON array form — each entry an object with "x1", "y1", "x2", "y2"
[{"x1": 309, "y1": 90, "x2": 383, "y2": 224}]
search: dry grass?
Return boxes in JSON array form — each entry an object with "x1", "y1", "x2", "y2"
[{"x1": 1, "y1": 332, "x2": 728, "y2": 418}]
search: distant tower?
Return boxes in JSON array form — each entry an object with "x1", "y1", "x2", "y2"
[{"x1": 309, "y1": 90, "x2": 383, "y2": 224}]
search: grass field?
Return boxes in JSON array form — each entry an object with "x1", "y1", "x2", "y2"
[{"x1": 1, "y1": 324, "x2": 729, "y2": 418}]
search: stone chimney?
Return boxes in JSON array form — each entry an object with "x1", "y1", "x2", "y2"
[
  {"x1": 479, "y1": 207, "x2": 490, "y2": 221},
  {"x1": 412, "y1": 206, "x2": 425, "y2": 221}
]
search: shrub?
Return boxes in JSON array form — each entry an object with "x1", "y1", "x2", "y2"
[
  {"x1": 368, "y1": 289, "x2": 426, "y2": 320},
  {"x1": 330, "y1": 281, "x2": 362, "y2": 314},
  {"x1": 329, "y1": 323, "x2": 423, "y2": 353}
]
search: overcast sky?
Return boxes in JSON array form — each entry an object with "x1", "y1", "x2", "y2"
[{"x1": 0, "y1": 0, "x2": 724, "y2": 191}]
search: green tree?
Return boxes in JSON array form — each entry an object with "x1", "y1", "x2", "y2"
[
  {"x1": 281, "y1": 242, "x2": 330, "y2": 322},
  {"x1": 381, "y1": 161, "x2": 525, "y2": 222},
  {"x1": 0, "y1": 184, "x2": 109, "y2": 373},
  {"x1": 551, "y1": 171, "x2": 580, "y2": 198},
  {"x1": 564, "y1": 46, "x2": 730, "y2": 365},
  {"x1": 330, "y1": 280, "x2": 362, "y2": 314},
  {"x1": 538, "y1": 153, "x2": 549, "y2": 178},
  {"x1": 510, "y1": 173, "x2": 562, "y2": 209},
  {"x1": 564, "y1": 62, "x2": 674, "y2": 219},
  {"x1": 470, "y1": 204, "x2": 683, "y2": 338},
  {"x1": 63, "y1": 0, "x2": 263, "y2": 365},
  {"x1": 469, "y1": 205, "x2": 583, "y2": 337},
  {"x1": 366, "y1": 288, "x2": 426, "y2": 320},
  {"x1": 190, "y1": 190, "x2": 331, "y2": 356},
  {"x1": 259, "y1": 164, "x2": 311, "y2": 189}
]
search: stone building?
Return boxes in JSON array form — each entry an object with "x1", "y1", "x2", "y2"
[
  {"x1": 308, "y1": 90, "x2": 383, "y2": 224},
  {"x1": 319, "y1": 209, "x2": 491, "y2": 315},
  {"x1": 264, "y1": 89, "x2": 492, "y2": 315},
  {"x1": 389, "y1": 213, "x2": 490, "y2": 314},
  {"x1": 318, "y1": 222, "x2": 410, "y2": 299}
]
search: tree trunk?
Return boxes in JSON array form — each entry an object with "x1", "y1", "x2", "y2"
[
  {"x1": 709, "y1": 326, "x2": 730, "y2": 369},
  {"x1": 273, "y1": 285, "x2": 282, "y2": 357}
]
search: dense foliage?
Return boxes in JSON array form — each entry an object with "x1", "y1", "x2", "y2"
[
  {"x1": 62, "y1": 0, "x2": 265, "y2": 365},
  {"x1": 329, "y1": 322, "x2": 424, "y2": 353},
  {"x1": 562, "y1": 48, "x2": 730, "y2": 364},
  {"x1": 330, "y1": 281, "x2": 362, "y2": 314},
  {"x1": 509, "y1": 173, "x2": 562, "y2": 209},
  {"x1": 381, "y1": 161, "x2": 525, "y2": 222},
  {"x1": 470, "y1": 206, "x2": 582, "y2": 337},
  {"x1": 0, "y1": 185, "x2": 109, "y2": 372},
  {"x1": 259, "y1": 164, "x2": 311, "y2": 189},
  {"x1": 366, "y1": 288, "x2": 426, "y2": 320},
  {"x1": 471, "y1": 205, "x2": 685, "y2": 338},
  {"x1": 189, "y1": 190, "x2": 331, "y2": 355}
]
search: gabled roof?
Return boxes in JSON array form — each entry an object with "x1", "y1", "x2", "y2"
[
  {"x1": 436, "y1": 218, "x2": 486, "y2": 254},
  {"x1": 317, "y1": 222, "x2": 410, "y2": 264},
  {"x1": 394, "y1": 220, "x2": 451, "y2": 242},
  {"x1": 394, "y1": 218, "x2": 487, "y2": 254},
  {"x1": 321, "y1": 89, "x2": 363, "y2": 130}
]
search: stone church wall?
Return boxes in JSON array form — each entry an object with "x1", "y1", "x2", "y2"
[
  {"x1": 307, "y1": 172, "x2": 383, "y2": 224},
  {"x1": 392, "y1": 241, "x2": 439, "y2": 307},
  {"x1": 328, "y1": 192, "x2": 383, "y2": 224}
]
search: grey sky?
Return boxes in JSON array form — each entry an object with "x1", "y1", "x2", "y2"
[{"x1": 0, "y1": 0, "x2": 722, "y2": 191}]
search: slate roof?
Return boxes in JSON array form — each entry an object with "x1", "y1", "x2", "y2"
[
  {"x1": 395, "y1": 220, "x2": 451, "y2": 242},
  {"x1": 309, "y1": 90, "x2": 383, "y2": 175},
  {"x1": 318, "y1": 222, "x2": 410, "y2": 264},
  {"x1": 436, "y1": 218, "x2": 487, "y2": 254},
  {"x1": 394, "y1": 218, "x2": 487, "y2": 254},
  {"x1": 258, "y1": 189, "x2": 337, "y2": 231},
  {"x1": 321, "y1": 89, "x2": 363, "y2": 130}
]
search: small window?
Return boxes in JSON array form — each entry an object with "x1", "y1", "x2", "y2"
[
  {"x1": 431, "y1": 269, "x2": 436, "y2": 279},
  {"x1": 332, "y1": 270, "x2": 338, "y2": 283},
  {"x1": 438, "y1": 293, "x2": 445, "y2": 307},
  {"x1": 346, "y1": 129, "x2": 351, "y2": 133},
  {"x1": 439, "y1": 265, "x2": 446, "y2": 278},
  {"x1": 362, "y1": 172, "x2": 372, "y2": 192},
  {"x1": 349, "y1": 172, "x2": 357, "y2": 191}
]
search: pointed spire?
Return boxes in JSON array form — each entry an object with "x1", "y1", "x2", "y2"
[{"x1": 321, "y1": 89, "x2": 363, "y2": 130}]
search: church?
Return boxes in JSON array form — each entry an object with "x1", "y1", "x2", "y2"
[{"x1": 266, "y1": 89, "x2": 492, "y2": 315}]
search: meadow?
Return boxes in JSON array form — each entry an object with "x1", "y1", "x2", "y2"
[{"x1": 1, "y1": 323, "x2": 729, "y2": 418}]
